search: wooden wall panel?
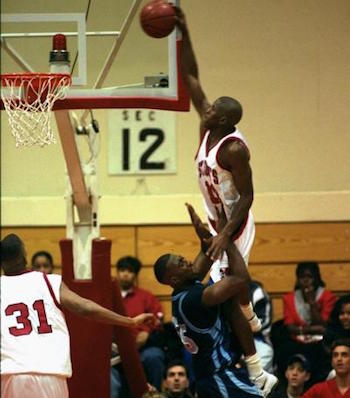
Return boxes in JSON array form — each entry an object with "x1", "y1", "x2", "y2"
[
  {"x1": 251, "y1": 222, "x2": 350, "y2": 263},
  {"x1": 137, "y1": 226, "x2": 199, "y2": 264},
  {"x1": 100, "y1": 226, "x2": 136, "y2": 264},
  {"x1": 272, "y1": 298, "x2": 283, "y2": 321},
  {"x1": 1, "y1": 226, "x2": 66, "y2": 265},
  {"x1": 2, "y1": 222, "x2": 349, "y2": 323},
  {"x1": 249, "y1": 263, "x2": 350, "y2": 293},
  {"x1": 136, "y1": 262, "x2": 350, "y2": 296}
]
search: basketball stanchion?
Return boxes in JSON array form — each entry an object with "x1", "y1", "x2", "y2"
[{"x1": 0, "y1": 72, "x2": 71, "y2": 147}]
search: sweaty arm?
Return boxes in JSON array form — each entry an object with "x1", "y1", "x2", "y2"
[
  {"x1": 175, "y1": 8, "x2": 210, "y2": 128},
  {"x1": 60, "y1": 282, "x2": 154, "y2": 328},
  {"x1": 206, "y1": 140, "x2": 254, "y2": 260},
  {"x1": 201, "y1": 240, "x2": 250, "y2": 307},
  {"x1": 186, "y1": 202, "x2": 213, "y2": 280}
]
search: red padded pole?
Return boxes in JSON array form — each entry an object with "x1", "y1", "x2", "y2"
[
  {"x1": 60, "y1": 239, "x2": 113, "y2": 398},
  {"x1": 112, "y1": 281, "x2": 149, "y2": 398}
]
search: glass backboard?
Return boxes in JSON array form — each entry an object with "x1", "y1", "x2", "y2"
[{"x1": 1, "y1": 0, "x2": 189, "y2": 111}]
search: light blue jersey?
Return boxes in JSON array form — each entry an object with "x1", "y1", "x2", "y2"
[{"x1": 172, "y1": 281, "x2": 262, "y2": 398}]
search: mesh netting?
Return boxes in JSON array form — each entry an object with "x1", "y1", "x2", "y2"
[{"x1": 1, "y1": 73, "x2": 71, "y2": 147}]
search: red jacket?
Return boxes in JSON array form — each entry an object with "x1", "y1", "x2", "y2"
[
  {"x1": 302, "y1": 379, "x2": 350, "y2": 398},
  {"x1": 283, "y1": 289, "x2": 337, "y2": 326},
  {"x1": 123, "y1": 286, "x2": 163, "y2": 336}
]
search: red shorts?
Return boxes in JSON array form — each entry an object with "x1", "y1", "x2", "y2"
[{"x1": 1, "y1": 374, "x2": 68, "y2": 398}]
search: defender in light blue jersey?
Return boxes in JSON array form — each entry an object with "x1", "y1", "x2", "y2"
[{"x1": 154, "y1": 205, "x2": 271, "y2": 398}]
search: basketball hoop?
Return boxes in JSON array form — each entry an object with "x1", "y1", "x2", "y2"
[{"x1": 1, "y1": 72, "x2": 71, "y2": 147}]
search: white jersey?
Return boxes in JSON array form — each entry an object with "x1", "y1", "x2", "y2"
[
  {"x1": 1, "y1": 271, "x2": 72, "y2": 376},
  {"x1": 196, "y1": 129, "x2": 255, "y2": 282}
]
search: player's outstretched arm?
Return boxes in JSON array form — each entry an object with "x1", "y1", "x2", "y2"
[
  {"x1": 185, "y1": 203, "x2": 213, "y2": 280},
  {"x1": 206, "y1": 141, "x2": 254, "y2": 261},
  {"x1": 175, "y1": 7, "x2": 210, "y2": 122},
  {"x1": 60, "y1": 282, "x2": 154, "y2": 327},
  {"x1": 202, "y1": 242, "x2": 249, "y2": 307}
]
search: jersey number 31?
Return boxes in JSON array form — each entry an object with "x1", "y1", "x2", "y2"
[{"x1": 5, "y1": 300, "x2": 53, "y2": 336}]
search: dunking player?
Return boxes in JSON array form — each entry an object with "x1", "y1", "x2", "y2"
[
  {"x1": 175, "y1": 7, "x2": 278, "y2": 391},
  {"x1": 0, "y1": 234, "x2": 154, "y2": 398},
  {"x1": 176, "y1": 5, "x2": 258, "y2": 330},
  {"x1": 154, "y1": 206, "x2": 273, "y2": 397}
]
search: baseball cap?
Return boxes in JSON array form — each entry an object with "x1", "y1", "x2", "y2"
[{"x1": 287, "y1": 354, "x2": 311, "y2": 372}]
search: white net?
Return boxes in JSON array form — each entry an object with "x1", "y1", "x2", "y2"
[{"x1": 1, "y1": 73, "x2": 71, "y2": 147}]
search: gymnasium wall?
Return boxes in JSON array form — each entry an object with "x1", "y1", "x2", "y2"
[
  {"x1": 1, "y1": 0, "x2": 350, "y2": 226},
  {"x1": 2, "y1": 222, "x2": 349, "y2": 322}
]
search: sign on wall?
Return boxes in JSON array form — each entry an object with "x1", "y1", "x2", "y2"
[{"x1": 108, "y1": 109, "x2": 177, "y2": 175}]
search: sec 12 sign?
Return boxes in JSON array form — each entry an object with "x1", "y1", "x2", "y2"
[{"x1": 108, "y1": 109, "x2": 177, "y2": 175}]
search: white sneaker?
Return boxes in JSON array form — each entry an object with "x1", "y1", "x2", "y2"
[
  {"x1": 249, "y1": 314, "x2": 262, "y2": 333},
  {"x1": 251, "y1": 371, "x2": 278, "y2": 397}
]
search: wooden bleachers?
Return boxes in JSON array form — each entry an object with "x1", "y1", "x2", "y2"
[{"x1": 2, "y1": 222, "x2": 350, "y2": 321}]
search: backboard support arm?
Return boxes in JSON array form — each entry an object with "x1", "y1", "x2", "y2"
[{"x1": 55, "y1": 110, "x2": 100, "y2": 279}]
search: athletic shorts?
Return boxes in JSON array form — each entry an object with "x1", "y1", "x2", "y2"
[
  {"x1": 210, "y1": 211, "x2": 255, "y2": 282},
  {"x1": 1, "y1": 374, "x2": 69, "y2": 398},
  {"x1": 196, "y1": 367, "x2": 262, "y2": 398}
]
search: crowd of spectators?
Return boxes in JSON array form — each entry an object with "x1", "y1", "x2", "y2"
[{"x1": 136, "y1": 260, "x2": 349, "y2": 398}]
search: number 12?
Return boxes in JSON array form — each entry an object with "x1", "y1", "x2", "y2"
[{"x1": 122, "y1": 128, "x2": 165, "y2": 171}]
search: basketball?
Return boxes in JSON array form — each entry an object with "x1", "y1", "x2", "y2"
[{"x1": 140, "y1": 1, "x2": 176, "y2": 39}]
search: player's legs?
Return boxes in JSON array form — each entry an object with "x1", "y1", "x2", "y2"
[
  {"x1": 233, "y1": 213, "x2": 262, "y2": 331},
  {"x1": 228, "y1": 300, "x2": 278, "y2": 397},
  {"x1": 1, "y1": 374, "x2": 68, "y2": 398},
  {"x1": 210, "y1": 213, "x2": 261, "y2": 331}
]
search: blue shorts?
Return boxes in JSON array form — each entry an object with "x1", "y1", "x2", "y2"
[{"x1": 196, "y1": 367, "x2": 262, "y2": 398}]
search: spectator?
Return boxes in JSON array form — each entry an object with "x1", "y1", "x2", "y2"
[
  {"x1": 270, "y1": 354, "x2": 311, "y2": 398},
  {"x1": 31, "y1": 251, "x2": 54, "y2": 274},
  {"x1": 324, "y1": 294, "x2": 350, "y2": 353},
  {"x1": 323, "y1": 294, "x2": 350, "y2": 378},
  {"x1": 301, "y1": 339, "x2": 350, "y2": 398},
  {"x1": 273, "y1": 261, "x2": 337, "y2": 383},
  {"x1": 163, "y1": 359, "x2": 194, "y2": 398},
  {"x1": 111, "y1": 256, "x2": 166, "y2": 398},
  {"x1": 249, "y1": 280, "x2": 274, "y2": 372}
]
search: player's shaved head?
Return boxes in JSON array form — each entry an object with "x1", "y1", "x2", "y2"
[
  {"x1": 0, "y1": 234, "x2": 27, "y2": 275},
  {"x1": 215, "y1": 96, "x2": 242, "y2": 126},
  {"x1": 154, "y1": 254, "x2": 171, "y2": 284}
]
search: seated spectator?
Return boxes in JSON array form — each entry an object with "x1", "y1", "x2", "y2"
[
  {"x1": 270, "y1": 354, "x2": 311, "y2": 398},
  {"x1": 323, "y1": 294, "x2": 350, "y2": 378},
  {"x1": 163, "y1": 359, "x2": 194, "y2": 398},
  {"x1": 111, "y1": 256, "x2": 166, "y2": 398},
  {"x1": 31, "y1": 250, "x2": 54, "y2": 274},
  {"x1": 324, "y1": 294, "x2": 350, "y2": 353},
  {"x1": 301, "y1": 339, "x2": 350, "y2": 398},
  {"x1": 273, "y1": 261, "x2": 337, "y2": 383},
  {"x1": 249, "y1": 280, "x2": 274, "y2": 373}
]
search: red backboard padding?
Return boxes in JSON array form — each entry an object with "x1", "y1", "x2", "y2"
[{"x1": 60, "y1": 239, "x2": 148, "y2": 398}]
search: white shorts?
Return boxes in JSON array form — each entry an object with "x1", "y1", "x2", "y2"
[
  {"x1": 1, "y1": 374, "x2": 68, "y2": 398},
  {"x1": 209, "y1": 211, "x2": 255, "y2": 283}
]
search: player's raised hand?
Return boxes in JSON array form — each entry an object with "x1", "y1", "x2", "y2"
[
  {"x1": 206, "y1": 207, "x2": 230, "y2": 261},
  {"x1": 185, "y1": 203, "x2": 211, "y2": 241},
  {"x1": 132, "y1": 313, "x2": 155, "y2": 327},
  {"x1": 174, "y1": 6, "x2": 187, "y2": 32}
]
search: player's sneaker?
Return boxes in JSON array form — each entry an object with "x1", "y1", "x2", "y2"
[
  {"x1": 249, "y1": 314, "x2": 262, "y2": 333},
  {"x1": 251, "y1": 371, "x2": 278, "y2": 397}
]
